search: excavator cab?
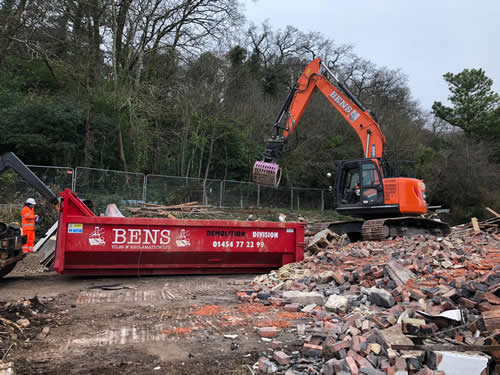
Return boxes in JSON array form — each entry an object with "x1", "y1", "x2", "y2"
[{"x1": 336, "y1": 159, "x2": 396, "y2": 219}]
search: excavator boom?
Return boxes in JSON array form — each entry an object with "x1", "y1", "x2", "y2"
[
  {"x1": 253, "y1": 58, "x2": 386, "y2": 187},
  {"x1": 0, "y1": 152, "x2": 58, "y2": 205},
  {"x1": 0, "y1": 153, "x2": 58, "y2": 278}
]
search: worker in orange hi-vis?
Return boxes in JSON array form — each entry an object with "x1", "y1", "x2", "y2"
[{"x1": 21, "y1": 198, "x2": 39, "y2": 253}]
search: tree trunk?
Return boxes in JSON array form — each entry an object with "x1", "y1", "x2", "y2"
[{"x1": 0, "y1": 0, "x2": 27, "y2": 65}]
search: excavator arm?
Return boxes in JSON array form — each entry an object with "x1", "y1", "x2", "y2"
[
  {"x1": 0, "y1": 152, "x2": 58, "y2": 205},
  {"x1": 254, "y1": 58, "x2": 386, "y2": 187}
]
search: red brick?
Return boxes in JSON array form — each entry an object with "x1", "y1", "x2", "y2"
[
  {"x1": 408, "y1": 287, "x2": 426, "y2": 300},
  {"x1": 273, "y1": 351, "x2": 290, "y2": 365},
  {"x1": 325, "y1": 339, "x2": 350, "y2": 352},
  {"x1": 479, "y1": 302, "x2": 493, "y2": 312},
  {"x1": 258, "y1": 327, "x2": 280, "y2": 338},
  {"x1": 284, "y1": 303, "x2": 299, "y2": 312},
  {"x1": 269, "y1": 297, "x2": 285, "y2": 305},
  {"x1": 458, "y1": 297, "x2": 477, "y2": 308},
  {"x1": 271, "y1": 340, "x2": 282, "y2": 349},
  {"x1": 351, "y1": 335, "x2": 362, "y2": 352},
  {"x1": 384, "y1": 366, "x2": 396, "y2": 375},
  {"x1": 345, "y1": 356, "x2": 359, "y2": 375},
  {"x1": 401, "y1": 289, "x2": 410, "y2": 303},
  {"x1": 323, "y1": 321, "x2": 342, "y2": 334},
  {"x1": 395, "y1": 357, "x2": 406, "y2": 370},
  {"x1": 333, "y1": 270, "x2": 345, "y2": 284},
  {"x1": 303, "y1": 343, "x2": 322, "y2": 357},
  {"x1": 350, "y1": 351, "x2": 372, "y2": 369}
]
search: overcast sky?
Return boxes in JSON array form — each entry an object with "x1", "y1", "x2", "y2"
[{"x1": 244, "y1": 0, "x2": 500, "y2": 111}]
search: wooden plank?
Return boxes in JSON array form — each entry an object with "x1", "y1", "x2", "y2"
[
  {"x1": 392, "y1": 344, "x2": 500, "y2": 352},
  {"x1": 471, "y1": 217, "x2": 481, "y2": 233},
  {"x1": 486, "y1": 207, "x2": 500, "y2": 218}
]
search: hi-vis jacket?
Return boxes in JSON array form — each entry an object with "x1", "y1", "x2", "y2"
[{"x1": 21, "y1": 206, "x2": 36, "y2": 230}]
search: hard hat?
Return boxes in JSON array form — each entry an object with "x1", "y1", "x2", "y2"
[{"x1": 26, "y1": 198, "x2": 36, "y2": 205}]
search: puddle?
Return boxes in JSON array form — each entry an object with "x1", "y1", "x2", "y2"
[{"x1": 76, "y1": 290, "x2": 176, "y2": 304}]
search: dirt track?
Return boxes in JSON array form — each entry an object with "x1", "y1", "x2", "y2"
[{"x1": 0, "y1": 254, "x2": 305, "y2": 374}]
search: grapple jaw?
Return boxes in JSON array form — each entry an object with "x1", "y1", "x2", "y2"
[
  {"x1": 252, "y1": 137, "x2": 285, "y2": 188},
  {"x1": 253, "y1": 161, "x2": 282, "y2": 188}
]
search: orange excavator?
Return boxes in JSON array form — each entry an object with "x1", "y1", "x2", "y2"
[{"x1": 253, "y1": 58, "x2": 450, "y2": 241}]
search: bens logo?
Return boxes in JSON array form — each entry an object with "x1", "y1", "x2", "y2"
[
  {"x1": 329, "y1": 91, "x2": 354, "y2": 116},
  {"x1": 112, "y1": 229, "x2": 171, "y2": 245}
]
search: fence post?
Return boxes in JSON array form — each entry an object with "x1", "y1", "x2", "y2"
[
  {"x1": 257, "y1": 184, "x2": 260, "y2": 207},
  {"x1": 290, "y1": 188, "x2": 294, "y2": 210},
  {"x1": 142, "y1": 175, "x2": 148, "y2": 202},
  {"x1": 321, "y1": 190, "x2": 324, "y2": 211},
  {"x1": 240, "y1": 182, "x2": 243, "y2": 209},
  {"x1": 202, "y1": 180, "x2": 207, "y2": 205},
  {"x1": 71, "y1": 168, "x2": 76, "y2": 191},
  {"x1": 219, "y1": 180, "x2": 223, "y2": 208}
]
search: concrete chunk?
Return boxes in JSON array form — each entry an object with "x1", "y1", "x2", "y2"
[
  {"x1": 325, "y1": 294, "x2": 349, "y2": 313},
  {"x1": 433, "y1": 351, "x2": 489, "y2": 375},
  {"x1": 283, "y1": 291, "x2": 324, "y2": 305}
]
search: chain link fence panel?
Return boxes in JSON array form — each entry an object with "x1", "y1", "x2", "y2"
[
  {"x1": 145, "y1": 175, "x2": 222, "y2": 207},
  {"x1": 291, "y1": 188, "x2": 324, "y2": 211},
  {"x1": 0, "y1": 166, "x2": 74, "y2": 205},
  {"x1": 221, "y1": 180, "x2": 258, "y2": 208},
  {"x1": 0, "y1": 165, "x2": 73, "y2": 236},
  {"x1": 258, "y1": 185, "x2": 292, "y2": 209},
  {"x1": 74, "y1": 167, "x2": 145, "y2": 214}
]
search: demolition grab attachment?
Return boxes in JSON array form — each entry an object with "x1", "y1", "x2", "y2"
[{"x1": 252, "y1": 137, "x2": 285, "y2": 188}]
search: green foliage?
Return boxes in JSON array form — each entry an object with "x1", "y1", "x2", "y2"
[{"x1": 432, "y1": 68, "x2": 500, "y2": 138}]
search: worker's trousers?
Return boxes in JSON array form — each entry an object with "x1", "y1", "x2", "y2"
[{"x1": 22, "y1": 229, "x2": 35, "y2": 253}]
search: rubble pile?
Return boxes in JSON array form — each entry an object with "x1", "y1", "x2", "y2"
[
  {"x1": 240, "y1": 229, "x2": 500, "y2": 374},
  {"x1": 0, "y1": 297, "x2": 53, "y2": 369}
]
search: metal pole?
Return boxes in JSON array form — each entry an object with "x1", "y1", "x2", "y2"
[
  {"x1": 290, "y1": 188, "x2": 294, "y2": 210},
  {"x1": 71, "y1": 168, "x2": 76, "y2": 191},
  {"x1": 143, "y1": 175, "x2": 148, "y2": 202},
  {"x1": 321, "y1": 190, "x2": 324, "y2": 211},
  {"x1": 219, "y1": 180, "x2": 223, "y2": 208},
  {"x1": 74, "y1": 168, "x2": 79, "y2": 193},
  {"x1": 257, "y1": 184, "x2": 260, "y2": 207}
]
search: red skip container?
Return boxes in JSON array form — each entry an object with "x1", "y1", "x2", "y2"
[{"x1": 53, "y1": 189, "x2": 305, "y2": 276}]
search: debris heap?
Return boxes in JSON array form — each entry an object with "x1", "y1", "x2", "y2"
[
  {"x1": 240, "y1": 228, "x2": 500, "y2": 374},
  {"x1": 128, "y1": 201, "x2": 215, "y2": 218}
]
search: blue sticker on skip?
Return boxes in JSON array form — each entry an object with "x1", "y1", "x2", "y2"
[{"x1": 68, "y1": 224, "x2": 83, "y2": 233}]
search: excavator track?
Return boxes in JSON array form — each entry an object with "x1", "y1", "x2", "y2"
[
  {"x1": 328, "y1": 217, "x2": 451, "y2": 242},
  {"x1": 361, "y1": 219, "x2": 389, "y2": 241},
  {"x1": 362, "y1": 217, "x2": 451, "y2": 241}
]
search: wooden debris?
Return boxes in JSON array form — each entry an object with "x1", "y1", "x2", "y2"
[
  {"x1": 471, "y1": 217, "x2": 480, "y2": 233},
  {"x1": 453, "y1": 215, "x2": 499, "y2": 234},
  {"x1": 486, "y1": 207, "x2": 500, "y2": 218},
  {"x1": 128, "y1": 201, "x2": 216, "y2": 218},
  {"x1": 0, "y1": 317, "x2": 23, "y2": 333}
]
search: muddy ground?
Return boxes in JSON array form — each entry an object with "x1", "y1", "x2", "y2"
[{"x1": 0, "y1": 252, "x2": 308, "y2": 375}]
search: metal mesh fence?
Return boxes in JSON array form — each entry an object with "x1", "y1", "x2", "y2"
[
  {"x1": 145, "y1": 175, "x2": 222, "y2": 207},
  {"x1": 0, "y1": 166, "x2": 74, "y2": 205},
  {"x1": 221, "y1": 180, "x2": 259, "y2": 208},
  {"x1": 291, "y1": 188, "x2": 324, "y2": 211},
  {"x1": 259, "y1": 185, "x2": 292, "y2": 209},
  {"x1": 1, "y1": 163, "x2": 329, "y2": 212},
  {"x1": 74, "y1": 167, "x2": 145, "y2": 214}
]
